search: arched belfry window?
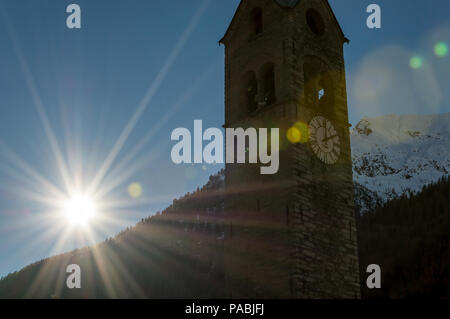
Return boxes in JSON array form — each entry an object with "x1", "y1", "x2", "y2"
[
  {"x1": 303, "y1": 56, "x2": 334, "y2": 110},
  {"x1": 306, "y1": 9, "x2": 325, "y2": 36},
  {"x1": 241, "y1": 71, "x2": 258, "y2": 113},
  {"x1": 251, "y1": 8, "x2": 263, "y2": 36},
  {"x1": 318, "y1": 74, "x2": 333, "y2": 108},
  {"x1": 261, "y1": 63, "x2": 276, "y2": 106}
]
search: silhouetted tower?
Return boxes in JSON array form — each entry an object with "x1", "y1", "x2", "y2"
[{"x1": 220, "y1": 0, "x2": 360, "y2": 298}]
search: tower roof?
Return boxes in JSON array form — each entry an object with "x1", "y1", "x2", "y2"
[{"x1": 219, "y1": 0, "x2": 348, "y2": 44}]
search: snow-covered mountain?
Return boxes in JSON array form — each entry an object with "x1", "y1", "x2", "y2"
[{"x1": 351, "y1": 113, "x2": 450, "y2": 212}]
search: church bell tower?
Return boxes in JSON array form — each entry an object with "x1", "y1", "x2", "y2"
[{"x1": 220, "y1": 0, "x2": 360, "y2": 298}]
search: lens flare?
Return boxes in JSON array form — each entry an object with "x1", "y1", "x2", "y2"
[
  {"x1": 128, "y1": 183, "x2": 142, "y2": 199},
  {"x1": 287, "y1": 127, "x2": 301, "y2": 143},
  {"x1": 409, "y1": 56, "x2": 423, "y2": 69},
  {"x1": 434, "y1": 42, "x2": 448, "y2": 57},
  {"x1": 287, "y1": 122, "x2": 310, "y2": 144}
]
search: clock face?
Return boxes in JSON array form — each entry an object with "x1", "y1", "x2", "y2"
[{"x1": 309, "y1": 116, "x2": 341, "y2": 165}]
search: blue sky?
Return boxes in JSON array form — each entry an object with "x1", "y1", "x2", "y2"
[{"x1": 0, "y1": 0, "x2": 448, "y2": 277}]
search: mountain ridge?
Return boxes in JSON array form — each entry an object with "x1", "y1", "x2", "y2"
[{"x1": 351, "y1": 112, "x2": 450, "y2": 212}]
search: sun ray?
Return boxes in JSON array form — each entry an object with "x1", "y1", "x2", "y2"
[
  {"x1": 0, "y1": 172, "x2": 63, "y2": 208},
  {"x1": 95, "y1": 241, "x2": 146, "y2": 298},
  {"x1": 2, "y1": 218, "x2": 68, "y2": 268},
  {"x1": 94, "y1": 65, "x2": 216, "y2": 200},
  {"x1": 86, "y1": 238, "x2": 121, "y2": 298},
  {"x1": 24, "y1": 223, "x2": 77, "y2": 297},
  {"x1": 88, "y1": 0, "x2": 210, "y2": 195},
  {"x1": 0, "y1": 140, "x2": 67, "y2": 200},
  {"x1": 1, "y1": 11, "x2": 74, "y2": 195}
]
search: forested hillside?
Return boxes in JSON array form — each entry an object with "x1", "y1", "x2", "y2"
[
  {"x1": 0, "y1": 171, "x2": 448, "y2": 299},
  {"x1": 358, "y1": 176, "x2": 450, "y2": 299}
]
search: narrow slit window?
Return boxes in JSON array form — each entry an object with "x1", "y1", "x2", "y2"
[{"x1": 251, "y1": 8, "x2": 263, "y2": 36}]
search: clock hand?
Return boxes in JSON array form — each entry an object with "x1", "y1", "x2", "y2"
[{"x1": 322, "y1": 134, "x2": 338, "y2": 143}]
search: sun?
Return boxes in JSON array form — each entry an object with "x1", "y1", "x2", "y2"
[{"x1": 63, "y1": 193, "x2": 97, "y2": 226}]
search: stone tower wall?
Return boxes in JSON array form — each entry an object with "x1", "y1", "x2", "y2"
[{"x1": 223, "y1": 0, "x2": 360, "y2": 299}]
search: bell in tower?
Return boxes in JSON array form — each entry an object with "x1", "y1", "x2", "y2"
[{"x1": 220, "y1": 0, "x2": 360, "y2": 299}]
